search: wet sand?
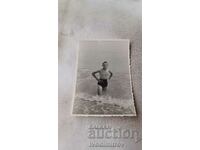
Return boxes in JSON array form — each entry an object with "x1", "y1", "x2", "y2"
[{"x1": 73, "y1": 97, "x2": 134, "y2": 115}]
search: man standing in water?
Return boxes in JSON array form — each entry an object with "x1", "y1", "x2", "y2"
[{"x1": 92, "y1": 61, "x2": 113, "y2": 95}]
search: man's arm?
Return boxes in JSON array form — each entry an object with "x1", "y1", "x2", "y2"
[
  {"x1": 109, "y1": 71, "x2": 113, "y2": 80},
  {"x1": 92, "y1": 70, "x2": 100, "y2": 81}
]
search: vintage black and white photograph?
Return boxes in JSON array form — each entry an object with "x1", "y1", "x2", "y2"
[{"x1": 72, "y1": 40, "x2": 136, "y2": 116}]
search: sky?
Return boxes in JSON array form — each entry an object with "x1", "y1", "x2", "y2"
[{"x1": 78, "y1": 40, "x2": 130, "y2": 73}]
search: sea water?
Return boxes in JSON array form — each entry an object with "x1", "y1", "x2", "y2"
[{"x1": 73, "y1": 68, "x2": 135, "y2": 115}]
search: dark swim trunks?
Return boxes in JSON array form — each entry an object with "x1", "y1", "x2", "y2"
[{"x1": 98, "y1": 79, "x2": 108, "y2": 88}]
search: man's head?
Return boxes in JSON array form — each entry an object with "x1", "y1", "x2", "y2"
[{"x1": 102, "y1": 61, "x2": 109, "y2": 69}]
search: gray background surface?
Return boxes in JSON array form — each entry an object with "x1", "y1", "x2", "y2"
[{"x1": 58, "y1": 0, "x2": 142, "y2": 149}]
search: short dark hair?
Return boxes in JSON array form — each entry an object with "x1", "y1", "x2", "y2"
[{"x1": 102, "y1": 61, "x2": 108, "y2": 65}]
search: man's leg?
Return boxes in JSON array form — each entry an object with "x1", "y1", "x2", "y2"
[
  {"x1": 102, "y1": 80, "x2": 108, "y2": 94},
  {"x1": 102, "y1": 87, "x2": 107, "y2": 92},
  {"x1": 102, "y1": 87, "x2": 108, "y2": 96},
  {"x1": 97, "y1": 85, "x2": 102, "y2": 95}
]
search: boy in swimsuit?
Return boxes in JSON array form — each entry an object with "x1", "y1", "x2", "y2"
[{"x1": 92, "y1": 61, "x2": 113, "y2": 95}]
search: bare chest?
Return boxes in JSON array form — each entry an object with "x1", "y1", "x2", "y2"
[{"x1": 99, "y1": 70, "x2": 110, "y2": 79}]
